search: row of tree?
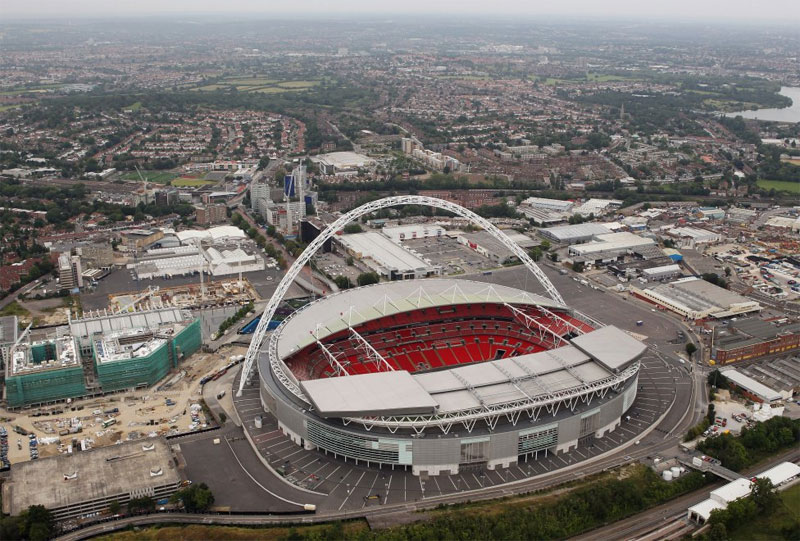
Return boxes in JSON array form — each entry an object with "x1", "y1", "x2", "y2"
[{"x1": 697, "y1": 416, "x2": 800, "y2": 472}]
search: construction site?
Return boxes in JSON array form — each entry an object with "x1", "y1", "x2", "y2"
[
  {"x1": 3, "y1": 307, "x2": 202, "y2": 409},
  {"x1": 107, "y1": 278, "x2": 258, "y2": 312}
]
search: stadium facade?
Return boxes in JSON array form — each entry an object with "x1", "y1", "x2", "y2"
[{"x1": 255, "y1": 279, "x2": 645, "y2": 476}]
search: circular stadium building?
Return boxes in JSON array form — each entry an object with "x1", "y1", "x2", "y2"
[{"x1": 255, "y1": 279, "x2": 646, "y2": 477}]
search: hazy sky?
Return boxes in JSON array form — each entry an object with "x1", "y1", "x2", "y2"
[{"x1": 2, "y1": 0, "x2": 799, "y2": 23}]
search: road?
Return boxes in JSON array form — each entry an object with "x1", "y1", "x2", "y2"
[{"x1": 0, "y1": 276, "x2": 43, "y2": 311}]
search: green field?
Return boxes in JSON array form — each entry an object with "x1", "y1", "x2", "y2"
[
  {"x1": 192, "y1": 76, "x2": 319, "y2": 94},
  {"x1": 123, "y1": 101, "x2": 142, "y2": 112},
  {"x1": 730, "y1": 484, "x2": 800, "y2": 540},
  {"x1": 0, "y1": 301, "x2": 30, "y2": 318},
  {"x1": 171, "y1": 177, "x2": 217, "y2": 187},
  {"x1": 119, "y1": 170, "x2": 178, "y2": 184},
  {"x1": 757, "y1": 179, "x2": 800, "y2": 194}
]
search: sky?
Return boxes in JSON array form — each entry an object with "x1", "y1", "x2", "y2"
[{"x1": 2, "y1": 0, "x2": 799, "y2": 23}]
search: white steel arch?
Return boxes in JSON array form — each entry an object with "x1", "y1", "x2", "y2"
[{"x1": 237, "y1": 195, "x2": 564, "y2": 395}]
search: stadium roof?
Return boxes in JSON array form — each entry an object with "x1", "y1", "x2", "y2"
[
  {"x1": 301, "y1": 371, "x2": 438, "y2": 417},
  {"x1": 292, "y1": 326, "x2": 642, "y2": 418},
  {"x1": 571, "y1": 326, "x2": 647, "y2": 373},
  {"x1": 276, "y1": 279, "x2": 563, "y2": 359}
]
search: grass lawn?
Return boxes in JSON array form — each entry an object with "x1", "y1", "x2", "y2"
[
  {"x1": 119, "y1": 170, "x2": 178, "y2": 184},
  {"x1": 0, "y1": 301, "x2": 30, "y2": 318},
  {"x1": 123, "y1": 101, "x2": 142, "y2": 112},
  {"x1": 172, "y1": 177, "x2": 217, "y2": 187},
  {"x1": 276, "y1": 80, "x2": 319, "y2": 89},
  {"x1": 222, "y1": 77, "x2": 278, "y2": 85},
  {"x1": 780, "y1": 157, "x2": 800, "y2": 166},
  {"x1": 757, "y1": 179, "x2": 800, "y2": 194},
  {"x1": 192, "y1": 78, "x2": 317, "y2": 93},
  {"x1": 730, "y1": 484, "x2": 800, "y2": 540}
]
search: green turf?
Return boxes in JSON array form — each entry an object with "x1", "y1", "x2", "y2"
[{"x1": 757, "y1": 179, "x2": 800, "y2": 194}]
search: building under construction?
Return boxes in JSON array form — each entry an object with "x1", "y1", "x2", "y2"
[
  {"x1": 108, "y1": 278, "x2": 257, "y2": 312},
  {"x1": 3, "y1": 307, "x2": 201, "y2": 408},
  {"x1": 4, "y1": 327, "x2": 86, "y2": 408}
]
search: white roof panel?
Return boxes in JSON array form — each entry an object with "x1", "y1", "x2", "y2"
[
  {"x1": 571, "y1": 326, "x2": 646, "y2": 372},
  {"x1": 301, "y1": 371, "x2": 438, "y2": 417}
]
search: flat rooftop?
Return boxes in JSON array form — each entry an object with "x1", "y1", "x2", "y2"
[
  {"x1": 8, "y1": 333, "x2": 80, "y2": 377},
  {"x1": 646, "y1": 277, "x2": 761, "y2": 318},
  {"x1": 339, "y1": 232, "x2": 434, "y2": 274},
  {"x1": 2, "y1": 438, "x2": 179, "y2": 516}
]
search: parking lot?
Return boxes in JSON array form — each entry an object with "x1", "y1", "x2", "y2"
[
  {"x1": 313, "y1": 251, "x2": 364, "y2": 284},
  {"x1": 403, "y1": 236, "x2": 495, "y2": 275},
  {"x1": 228, "y1": 348, "x2": 685, "y2": 513}
]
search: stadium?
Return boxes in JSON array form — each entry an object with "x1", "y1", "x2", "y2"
[{"x1": 241, "y1": 197, "x2": 648, "y2": 477}]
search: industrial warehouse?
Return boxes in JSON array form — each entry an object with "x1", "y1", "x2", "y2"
[
  {"x1": 711, "y1": 317, "x2": 800, "y2": 364},
  {"x1": 630, "y1": 277, "x2": 762, "y2": 321},
  {"x1": 129, "y1": 226, "x2": 266, "y2": 280},
  {"x1": 3, "y1": 307, "x2": 202, "y2": 408}
]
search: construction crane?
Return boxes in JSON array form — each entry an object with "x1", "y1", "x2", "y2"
[{"x1": 117, "y1": 286, "x2": 160, "y2": 313}]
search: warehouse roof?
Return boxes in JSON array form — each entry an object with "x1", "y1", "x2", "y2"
[
  {"x1": 338, "y1": 232, "x2": 434, "y2": 273},
  {"x1": 540, "y1": 223, "x2": 612, "y2": 242},
  {"x1": 720, "y1": 369, "x2": 783, "y2": 402},
  {"x1": 570, "y1": 232, "x2": 655, "y2": 255}
]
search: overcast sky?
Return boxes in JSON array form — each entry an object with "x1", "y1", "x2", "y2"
[{"x1": 1, "y1": 0, "x2": 798, "y2": 23}]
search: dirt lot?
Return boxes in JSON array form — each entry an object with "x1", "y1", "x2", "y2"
[{"x1": 0, "y1": 345, "x2": 247, "y2": 465}]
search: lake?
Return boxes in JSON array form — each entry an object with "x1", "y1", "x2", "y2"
[{"x1": 725, "y1": 86, "x2": 800, "y2": 123}]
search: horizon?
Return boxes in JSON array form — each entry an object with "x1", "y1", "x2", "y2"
[{"x1": 2, "y1": 0, "x2": 800, "y2": 25}]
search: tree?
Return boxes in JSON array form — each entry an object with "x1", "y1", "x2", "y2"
[
  {"x1": 357, "y1": 272, "x2": 380, "y2": 287},
  {"x1": 549, "y1": 252, "x2": 558, "y2": 262},
  {"x1": 343, "y1": 223, "x2": 363, "y2": 234},
  {"x1": 171, "y1": 483, "x2": 215, "y2": 513},
  {"x1": 724, "y1": 266, "x2": 732, "y2": 278},
  {"x1": 751, "y1": 477, "x2": 778, "y2": 512},
  {"x1": 346, "y1": 256, "x2": 354, "y2": 266},
  {"x1": 528, "y1": 246, "x2": 543, "y2": 262},
  {"x1": 685, "y1": 342, "x2": 697, "y2": 360},
  {"x1": 572, "y1": 261, "x2": 585, "y2": 273},
  {"x1": 539, "y1": 239, "x2": 551, "y2": 252},
  {"x1": 128, "y1": 496, "x2": 155, "y2": 514},
  {"x1": 108, "y1": 500, "x2": 122, "y2": 515},
  {"x1": 334, "y1": 275, "x2": 352, "y2": 289}
]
